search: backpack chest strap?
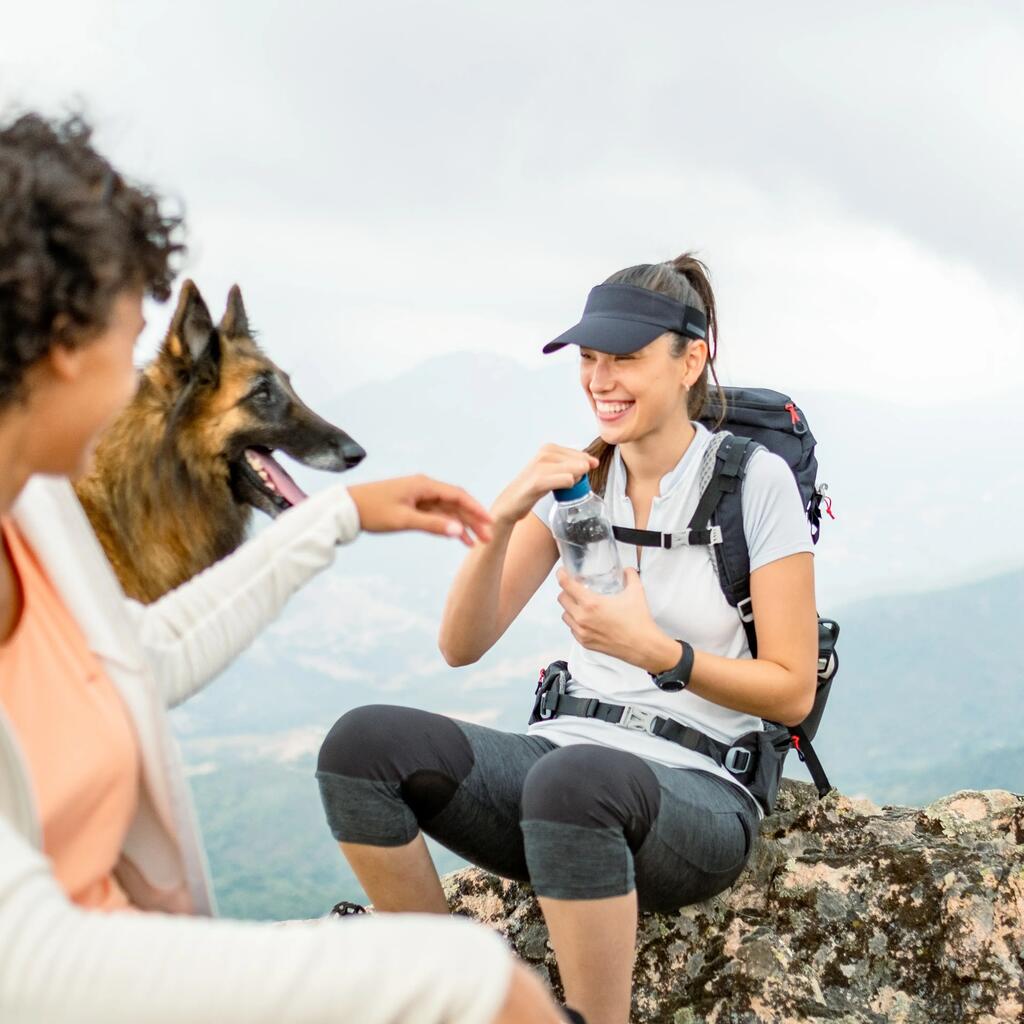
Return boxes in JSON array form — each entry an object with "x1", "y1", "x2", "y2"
[{"x1": 612, "y1": 525, "x2": 723, "y2": 548}]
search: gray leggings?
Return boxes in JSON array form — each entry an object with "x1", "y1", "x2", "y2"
[{"x1": 317, "y1": 705, "x2": 760, "y2": 913}]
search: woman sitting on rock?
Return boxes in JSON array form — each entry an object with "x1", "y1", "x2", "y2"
[
  {"x1": 0, "y1": 110, "x2": 563, "y2": 1024},
  {"x1": 318, "y1": 255, "x2": 819, "y2": 1024}
]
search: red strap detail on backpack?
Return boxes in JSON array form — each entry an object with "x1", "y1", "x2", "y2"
[
  {"x1": 824, "y1": 495, "x2": 835, "y2": 520},
  {"x1": 791, "y1": 734, "x2": 801, "y2": 752},
  {"x1": 785, "y1": 402, "x2": 800, "y2": 426}
]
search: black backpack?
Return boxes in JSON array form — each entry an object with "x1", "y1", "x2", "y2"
[{"x1": 613, "y1": 386, "x2": 839, "y2": 798}]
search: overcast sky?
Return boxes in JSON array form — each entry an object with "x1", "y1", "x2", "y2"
[{"x1": 1, "y1": 1, "x2": 1021, "y2": 409}]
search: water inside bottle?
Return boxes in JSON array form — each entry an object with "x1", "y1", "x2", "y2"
[{"x1": 557, "y1": 516, "x2": 624, "y2": 594}]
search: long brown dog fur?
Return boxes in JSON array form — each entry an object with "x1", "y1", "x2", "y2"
[{"x1": 75, "y1": 281, "x2": 362, "y2": 603}]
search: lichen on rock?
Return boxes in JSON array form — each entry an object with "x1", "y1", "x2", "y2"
[{"x1": 442, "y1": 780, "x2": 1024, "y2": 1023}]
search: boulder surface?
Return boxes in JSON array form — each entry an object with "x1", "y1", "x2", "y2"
[{"x1": 442, "y1": 780, "x2": 1024, "y2": 1023}]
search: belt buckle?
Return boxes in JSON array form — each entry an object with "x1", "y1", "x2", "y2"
[
  {"x1": 724, "y1": 747, "x2": 753, "y2": 774},
  {"x1": 620, "y1": 705, "x2": 656, "y2": 735}
]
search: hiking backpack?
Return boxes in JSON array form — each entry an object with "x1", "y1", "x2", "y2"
[{"x1": 612, "y1": 386, "x2": 839, "y2": 798}]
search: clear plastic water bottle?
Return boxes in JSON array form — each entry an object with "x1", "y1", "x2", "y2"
[{"x1": 549, "y1": 477, "x2": 625, "y2": 595}]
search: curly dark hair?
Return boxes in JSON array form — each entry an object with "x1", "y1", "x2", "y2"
[{"x1": 0, "y1": 111, "x2": 184, "y2": 407}]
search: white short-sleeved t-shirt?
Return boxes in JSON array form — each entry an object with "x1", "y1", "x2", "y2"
[{"x1": 530, "y1": 422, "x2": 814, "y2": 817}]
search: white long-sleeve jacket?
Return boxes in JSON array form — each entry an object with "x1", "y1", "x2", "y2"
[{"x1": 0, "y1": 475, "x2": 511, "y2": 1024}]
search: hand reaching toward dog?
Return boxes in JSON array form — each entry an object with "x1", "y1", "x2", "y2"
[{"x1": 348, "y1": 475, "x2": 493, "y2": 546}]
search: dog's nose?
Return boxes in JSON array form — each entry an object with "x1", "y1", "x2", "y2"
[{"x1": 342, "y1": 439, "x2": 366, "y2": 468}]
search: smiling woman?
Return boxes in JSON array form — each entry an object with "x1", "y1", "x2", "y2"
[
  {"x1": 576, "y1": 257, "x2": 726, "y2": 495},
  {"x1": 320, "y1": 250, "x2": 818, "y2": 1024}
]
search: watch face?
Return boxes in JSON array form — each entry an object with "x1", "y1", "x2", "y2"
[{"x1": 654, "y1": 677, "x2": 684, "y2": 693}]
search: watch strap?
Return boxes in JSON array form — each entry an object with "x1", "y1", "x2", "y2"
[{"x1": 650, "y1": 639, "x2": 694, "y2": 691}]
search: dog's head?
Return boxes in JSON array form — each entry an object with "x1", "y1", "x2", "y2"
[{"x1": 150, "y1": 280, "x2": 365, "y2": 518}]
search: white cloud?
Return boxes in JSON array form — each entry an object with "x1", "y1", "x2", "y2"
[{"x1": 3, "y1": 1, "x2": 1019, "y2": 405}]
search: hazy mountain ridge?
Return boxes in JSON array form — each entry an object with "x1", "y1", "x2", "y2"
[{"x1": 310, "y1": 351, "x2": 1024, "y2": 605}]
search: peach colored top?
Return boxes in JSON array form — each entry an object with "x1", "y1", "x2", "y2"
[{"x1": 0, "y1": 518, "x2": 140, "y2": 911}]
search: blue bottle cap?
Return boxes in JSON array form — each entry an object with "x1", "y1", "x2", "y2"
[{"x1": 553, "y1": 477, "x2": 591, "y2": 502}]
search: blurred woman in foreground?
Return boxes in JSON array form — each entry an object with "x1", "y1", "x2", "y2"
[{"x1": 0, "y1": 111, "x2": 561, "y2": 1024}]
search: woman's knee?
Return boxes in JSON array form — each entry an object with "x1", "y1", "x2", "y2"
[
  {"x1": 318, "y1": 704, "x2": 475, "y2": 818},
  {"x1": 318, "y1": 704, "x2": 412, "y2": 781},
  {"x1": 520, "y1": 744, "x2": 660, "y2": 847},
  {"x1": 519, "y1": 746, "x2": 660, "y2": 901}
]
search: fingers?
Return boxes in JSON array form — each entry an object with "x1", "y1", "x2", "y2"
[
  {"x1": 561, "y1": 610, "x2": 581, "y2": 640},
  {"x1": 556, "y1": 568, "x2": 589, "y2": 604},
  {"x1": 535, "y1": 445, "x2": 598, "y2": 485},
  {"x1": 406, "y1": 510, "x2": 472, "y2": 540},
  {"x1": 539, "y1": 443, "x2": 600, "y2": 468},
  {"x1": 535, "y1": 471, "x2": 590, "y2": 493},
  {"x1": 411, "y1": 478, "x2": 493, "y2": 543},
  {"x1": 421, "y1": 497, "x2": 493, "y2": 543}
]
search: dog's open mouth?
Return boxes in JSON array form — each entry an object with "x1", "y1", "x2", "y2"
[{"x1": 238, "y1": 447, "x2": 308, "y2": 512}]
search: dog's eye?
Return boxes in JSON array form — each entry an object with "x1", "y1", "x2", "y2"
[{"x1": 250, "y1": 382, "x2": 273, "y2": 403}]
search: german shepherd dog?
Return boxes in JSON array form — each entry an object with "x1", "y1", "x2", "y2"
[{"x1": 75, "y1": 280, "x2": 365, "y2": 604}]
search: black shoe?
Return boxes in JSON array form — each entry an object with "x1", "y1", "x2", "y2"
[{"x1": 329, "y1": 900, "x2": 368, "y2": 918}]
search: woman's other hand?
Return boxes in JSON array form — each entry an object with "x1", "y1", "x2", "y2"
[
  {"x1": 491, "y1": 962, "x2": 566, "y2": 1024},
  {"x1": 491, "y1": 445, "x2": 598, "y2": 528},
  {"x1": 557, "y1": 567, "x2": 677, "y2": 672},
  {"x1": 348, "y1": 476, "x2": 493, "y2": 547}
]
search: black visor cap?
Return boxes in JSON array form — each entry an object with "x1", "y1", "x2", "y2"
[{"x1": 542, "y1": 284, "x2": 708, "y2": 355}]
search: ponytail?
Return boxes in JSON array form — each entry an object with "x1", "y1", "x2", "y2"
[{"x1": 586, "y1": 251, "x2": 728, "y2": 490}]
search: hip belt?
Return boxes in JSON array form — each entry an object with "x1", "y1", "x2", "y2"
[{"x1": 530, "y1": 661, "x2": 792, "y2": 813}]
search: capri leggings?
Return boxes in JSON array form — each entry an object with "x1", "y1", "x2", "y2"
[{"x1": 316, "y1": 705, "x2": 761, "y2": 913}]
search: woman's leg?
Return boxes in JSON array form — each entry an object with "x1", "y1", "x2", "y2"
[
  {"x1": 317, "y1": 704, "x2": 553, "y2": 911},
  {"x1": 339, "y1": 833, "x2": 449, "y2": 914},
  {"x1": 520, "y1": 745, "x2": 759, "y2": 1024},
  {"x1": 520, "y1": 745, "x2": 659, "y2": 1024},
  {"x1": 537, "y1": 892, "x2": 638, "y2": 1024}
]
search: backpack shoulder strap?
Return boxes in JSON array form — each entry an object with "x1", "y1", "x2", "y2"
[
  {"x1": 611, "y1": 431, "x2": 734, "y2": 551},
  {"x1": 686, "y1": 432, "x2": 755, "y2": 535},
  {"x1": 690, "y1": 433, "x2": 762, "y2": 655}
]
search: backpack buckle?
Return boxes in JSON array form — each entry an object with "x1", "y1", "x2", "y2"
[
  {"x1": 737, "y1": 596, "x2": 755, "y2": 623},
  {"x1": 620, "y1": 705, "x2": 657, "y2": 735},
  {"x1": 536, "y1": 668, "x2": 567, "y2": 720},
  {"x1": 724, "y1": 747, "x2": 753, "y2": 775}
]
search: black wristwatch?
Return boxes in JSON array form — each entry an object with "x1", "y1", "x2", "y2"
[{"x1": 649, "y1": 640, "x2": 695, "y2": 692}]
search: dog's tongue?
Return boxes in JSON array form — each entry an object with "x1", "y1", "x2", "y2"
[{"x1": 247, "y1": 448, "x2": 308, "y2": 506}]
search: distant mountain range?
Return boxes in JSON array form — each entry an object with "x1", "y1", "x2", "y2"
[{"x1": 169, "y1": 352, "x2": 1024, "y2": 919}]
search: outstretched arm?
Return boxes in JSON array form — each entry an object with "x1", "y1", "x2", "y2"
[
  {"x1": 126, "y1": 483, "x2": 361, "y2": 708},
  {"x1": 130, "y1": 477, "x2": 492, "y2": 708},
  {"x1": 0, "y1": 818, "x2": 537, "y2": 1024}
]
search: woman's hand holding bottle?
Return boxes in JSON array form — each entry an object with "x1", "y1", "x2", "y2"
[
  {"x1": 491, "y1": 445, "x2": 598, "y2": 528},
  {"x1": 557, "y1": 566, "x2": 681, "y2": 673}
]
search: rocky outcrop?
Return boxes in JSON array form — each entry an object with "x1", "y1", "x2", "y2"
[{"x1": 442, "y1": 780, "x2": 1024, "y2": 1023}]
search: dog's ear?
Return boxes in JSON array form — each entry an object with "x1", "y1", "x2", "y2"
[
  {"x1": 219, "y1": 284, "x2": 250, "y2": 338},
  {"x1": 161, "y1": 280, "x2": 219, "y2": 374}
]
